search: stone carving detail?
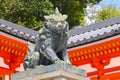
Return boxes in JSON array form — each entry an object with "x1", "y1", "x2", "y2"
[{"x1": 23, "y1": 8, "x2": 70, "y2": 70}]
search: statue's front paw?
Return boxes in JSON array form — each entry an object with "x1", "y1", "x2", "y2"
[
  {"x1": 65, "y1": 60, "x2": 71, "y2": 65},
  {"x1": 55, "y1": 60, "x2": 68, "y2": 64},
  {"x1": 55, "y1": 59, "x2": 61, "y2": 64},
  {"x1": 23, "y1": 61, "x2": 29, "y2": 70}
]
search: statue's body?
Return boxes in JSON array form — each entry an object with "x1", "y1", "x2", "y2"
[{"x1": 23, "y1": 8, "x2": 70, "y2": 70}]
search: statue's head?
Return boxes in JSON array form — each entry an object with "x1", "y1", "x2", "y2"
[{"x1": 44, "y1": 8, "x2": 69, "y2": 31}]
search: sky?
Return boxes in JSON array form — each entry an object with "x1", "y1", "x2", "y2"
[
  {"x1": 84, "y1": 0, "x2": 120, "y2": 26},
  {"x1": 99, "y1": 0, "x2": 120, "y2": 9}
]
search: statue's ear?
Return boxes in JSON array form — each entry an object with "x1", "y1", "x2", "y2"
[
  {"x1": 39, "y1": 28, "x2": 44, "y2": 34},
  {"x1": 44, "y1": 16, "x2": 50, "y2": 21},
  {"x1": 63, "y1": 15, "x2": 67, "y2": 20}
]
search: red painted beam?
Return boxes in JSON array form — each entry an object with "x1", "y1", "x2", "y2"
[
  {"x1": 0, "y1": 67, "x2": 14, "y2": 75},
  {"x1": 90, "y1": 71, "x2": 120, "y2": 80},
  {"x1": 87, "y1": 66, "x2": 120, "y2": 76},
  {"x1": 0, "y1": 34, "x2": 28, "y2": 58},
  {"x1": 68, "y1": 37, "x2": 120, "y2": 66},
  {"x1": 71, "y1": 50, "x2": 120, "y2": 66}
]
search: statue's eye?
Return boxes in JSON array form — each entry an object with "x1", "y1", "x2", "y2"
[{"x1": 61, "y1": 21, "x2": 66, "y2": 24}]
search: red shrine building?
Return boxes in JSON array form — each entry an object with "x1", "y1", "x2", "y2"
[{"x1": 0, "y1": 16, "x2": 120, "y2": 80}]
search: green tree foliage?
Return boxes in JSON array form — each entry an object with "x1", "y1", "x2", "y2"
[
  {"x1": 0, "y1": 0, "x2": 54, "y2": 30},
  {"x1": 50, "y1": 0, "x2": 101, "y2": 29},
  {"x1": 0, "y1": 0, "x2": 101, "y2": 30},
  {"x1": 96, "y1": 5, "x2": 120, "y2": 22}
]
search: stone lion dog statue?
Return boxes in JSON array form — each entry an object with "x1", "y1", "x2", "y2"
[{"x1": 23, "y1": 8, "x2": 71, "y2": 70}]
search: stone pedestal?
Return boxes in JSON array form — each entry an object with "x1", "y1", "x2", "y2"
[{"x1": 12, "y1": 62, "x2": 89, "y2": 80}]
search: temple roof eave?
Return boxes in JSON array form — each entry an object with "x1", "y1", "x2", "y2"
[{"x1": 0, "y1": 17, "x2": 120, "y2": 48}]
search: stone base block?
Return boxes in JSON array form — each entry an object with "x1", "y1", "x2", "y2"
[{"x1": 12, "y1": 62, "x2": 89, "y2": 80}]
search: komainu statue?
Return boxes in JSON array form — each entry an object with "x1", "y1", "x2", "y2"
[{"x1": 23, "y1": 8, "x2": 71, "y2": 70}]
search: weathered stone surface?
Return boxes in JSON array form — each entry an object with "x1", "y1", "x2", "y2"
[{"x1": 12, "y1": 62, "x2": 89, "y2": 80}]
